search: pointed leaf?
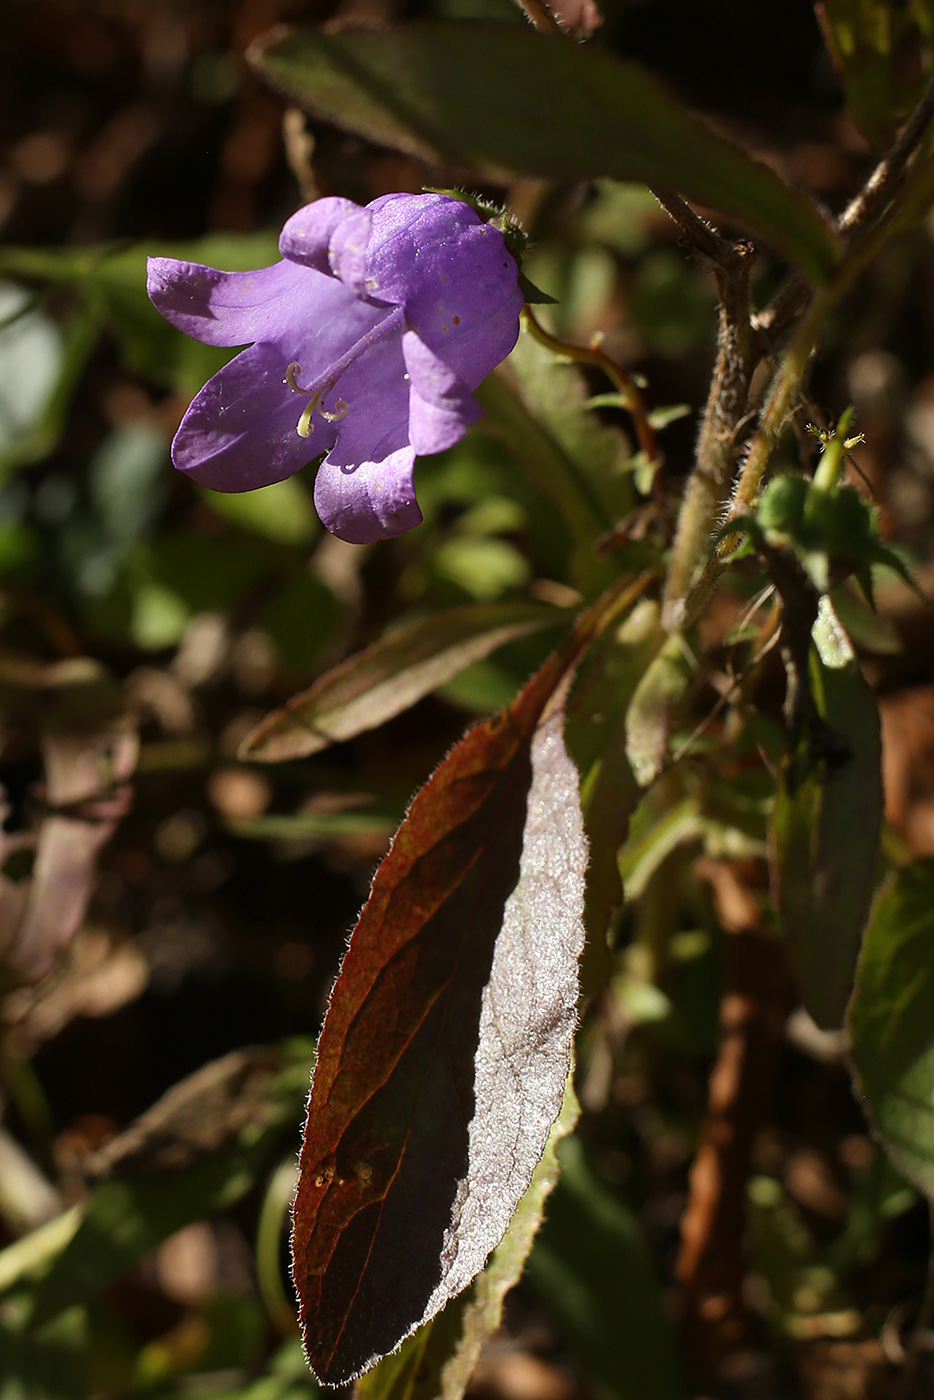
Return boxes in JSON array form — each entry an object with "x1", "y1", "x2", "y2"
[
  {"x1": 30, "y1": 1046, "x2": 312, "y2": 1324},
  {"x1": 241, "y1": 601, "x2": 565, "y2": 763},
  {"x1": 772, "y1": 600, "x2": 883, "y2": 1029},
  {"x1": 624, "y1": 625, "x2": 689, "y2": 787},
  {"x1": 251, "y1": 22, "x2": 841, "y2": 284},
  {"x1": 356, "y1": 1079, "x2": 580, "y2": 1400},
  {"x1": 292, "y1": 629, "x2": 591, "y2": 1383},
  {"x1": 566, "y1": 600, "x2": 661, "y2": 995},
  {"x1": 848, "y1": 860, "x2": 934, "y2": 1196}
]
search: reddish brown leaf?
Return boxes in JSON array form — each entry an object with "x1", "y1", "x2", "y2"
[{"x1": 291, "y1": 633, "x2": 590, "y2": 1384}]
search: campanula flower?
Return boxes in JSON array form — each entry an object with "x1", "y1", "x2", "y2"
[{"x1": 147, "y1": 193, "x2": 522, "y2": 543}]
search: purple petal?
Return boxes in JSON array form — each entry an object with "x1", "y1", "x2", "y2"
[
  {"x1": 325, "y1": 324, "x2": 410, "y2": 468},
  {"x1": 328, "y1": 207, "x2": 373, "y2": 297},
  {"x1": 147, "y1": 257, "x2": 319, "y2": 348},
  {"x1": 279, "y1": 197, "x2": 362, "y2": 272},
  {"x1": 403, "y1": 331, "x2": 481, "y2": 455},
  {"x1": 171, "y1": 342, "x2": 338, "y2": 492},
  {"x1": 314, "y1": 445, "x2": 420, "y2": 544},
  {"x1": 363, "y1": 195, "x2": 522, "y2": 387}
]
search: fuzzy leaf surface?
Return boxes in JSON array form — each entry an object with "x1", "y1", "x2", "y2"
[
  {"x1": 242, "y1": 600, "x2": 564, "y2": 762},
  {"x1": 292, "y1": 635, "x2": 589, "y2": 1383},
  {"x1": 251, "y1": 22, "x2": 840, "y2": 284},
  {"x1": 356, "y1": 1079, "x2": 580, "y2": 1400}
]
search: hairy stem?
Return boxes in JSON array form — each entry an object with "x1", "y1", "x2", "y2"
[{"x1": 662, "y1": 242, "x2": 755, "y2": 629}]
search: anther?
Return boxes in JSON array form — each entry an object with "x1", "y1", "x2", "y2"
[
  {"x1": 297, "y1": 399, "x2": 318, "y2": 438},
  {"x1": 285, "y1": 362, "x2": 310, "y2": 394},
  {"x1": 320, "y1": 398, "x2": 349, "y2": 424}
]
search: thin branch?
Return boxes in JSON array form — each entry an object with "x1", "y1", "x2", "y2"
[
  {"x1": 651, "y1": 186, "x2": 736, "y2": 266},
  {"x1": 755, "y1": 71, "x2": 934, "y2": 343},
  {"x1": 840, "y1": 71, "x2": 934, "y2": 235}
]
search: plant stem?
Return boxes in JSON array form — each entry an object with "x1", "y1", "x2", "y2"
[
  {"x1": 521, "y1": 306, "x2": 660, "y2": 471},
  {"x1": 651, "y1": 186, "x2": 736, "y2": 266},
  {"x1": 755, "y1": 71, "x2": 934, "y2": 344},
  {"x1": 662, "y1": 241, "x2": 755, "y2": 629}
]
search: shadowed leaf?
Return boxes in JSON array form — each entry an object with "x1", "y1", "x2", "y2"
[
  {"x1": 848, "y1": 860, "x2": 934, "y2": 1196},
  {"x1": 242, "y1": 601, "x2": 565, "y2": 763},
  {"x1": 356, "y1": 1080, "x2": 580, "y2": 1400},
  {"x1": 526, "y1": 1136, "x2": 683, "y2": 1400},
  {"x1": 251, "y1": 22, "x2": 841, "y2": 284},
  {"x1": 291, "y1": 615, "x2": 597, "y2": 1384},
  {"x1": 772, "y1": 600, "x2": 883, "y2": 1029},
  {"x1": 30, "y1": 1045, "x2": 312, "y2": 1324}
]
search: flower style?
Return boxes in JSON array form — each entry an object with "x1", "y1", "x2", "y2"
[{"x1": 147, "y1": 193, "x2": 522, "y2": 543}]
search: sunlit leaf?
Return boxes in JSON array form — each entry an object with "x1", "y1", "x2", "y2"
[
  {"x1": 292, "y1": 620, "x2": 594, "y2": 1383},
  {"x1": 242, "y1": 600, "x2": 567, "y2": 763},
  {"x1": 624, "y1": 623, "x2": 689, "y2": 787},
  {"x1": 251, "y1": 22, "x2": 841, "y2": 283},
  {"x1": 357, "y1": 1080, "x2": 580, "y2": 1400},
  {"x1": 849, "y1": 860, "x2": 934, "y2": 1196}
]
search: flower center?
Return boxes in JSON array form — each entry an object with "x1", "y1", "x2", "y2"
[
  {"x1": 285, "y1": 363, "x2": 349, "y2": 439},
  {"x1": 282, "y1": 306, "x2": 405, "y2": 441}
]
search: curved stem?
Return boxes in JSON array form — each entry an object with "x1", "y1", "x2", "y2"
[{"x1": 521, "y1": 305, "x2": 660, "y2": 471}]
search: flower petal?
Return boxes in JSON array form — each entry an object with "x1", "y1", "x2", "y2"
[
  {"x1": 314, "y1": 445, "x2": 420, "y2": 544},
  {"x1": 328, "y1": 207, "x2": 374, "y2": 298},
  {"x1": 363, "y1": 195, "x2": 521, "y2": 387},
  {"x1": 146, "y1": 257, "x2": 318, "y2": 348},
  {"x1": 403, "y1": 330, "x2": 482, "y2": 455},
  {"x1": 325, "y1": 324, "x2": 410, "y2": 468},
  {"x1": 279, "y1": 197, "x2": 362, "y2": 272},
  {"x1": 171, "y1": 341, "x2": 337, "y2": 492}
]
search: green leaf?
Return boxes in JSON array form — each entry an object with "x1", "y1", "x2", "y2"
[
  {"x1": 30, "y1": 1045, "x2": 312, "y2": 1325},
  {"x1": 241, "y1": 599, "x2": 567, "y2": 762},
  {"x1": 200, "y1": 476, "x2": 319, "y2": 547},
  {"x1": 357, "y1": 1079, "x2": 580, "y2": 1400},
  {"x1": 817, "y1": 0, "x2": 932, "y2": 148},
  {"x1": 625, "y1": 625, "x2": 691, "y2": 787},
  {"x1": 772, "y1": 599, "x2": 883, "y2": 1029},
  {"x1": 250, "y1": 21, "x2": 841, "y2": 283},
  {"x1": 566, "y1": 597, "x2": 662, "y2": 995},
  {"x1": 848, "y1": 860, "x2": 934, "y2": 1196},
  {"x1": 526, "y1": 1136, "x2": 683, "y2": 1400}
]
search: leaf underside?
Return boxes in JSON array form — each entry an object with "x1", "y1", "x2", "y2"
[{"x1": 291, "y1": 636, "x2": 589, "y2": 1384}]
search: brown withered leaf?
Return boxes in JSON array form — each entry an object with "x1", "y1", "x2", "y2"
[
  {"x1": 0, "y1": 656, "x2": 137, "y2": 981},
  {"x1": 292, "y1": 632, "x2": 590, "y2": 1385}
]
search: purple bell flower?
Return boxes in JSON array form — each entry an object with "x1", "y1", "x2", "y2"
[{"x1": 147, "y1": 193, "x2": 522, "y2": 544}]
